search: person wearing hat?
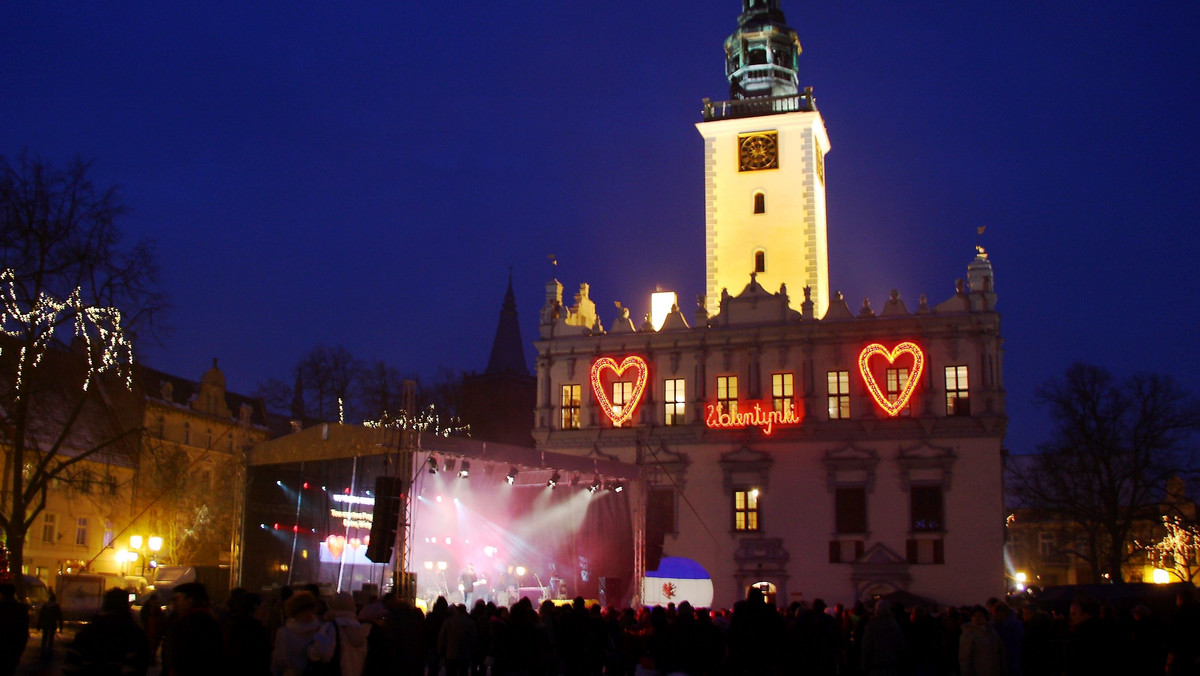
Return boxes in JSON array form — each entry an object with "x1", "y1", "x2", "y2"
[{"x1": 163, "y1": 582, "x2": 223, "y2": 676}]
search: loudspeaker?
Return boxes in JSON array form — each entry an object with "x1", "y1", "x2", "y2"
[{"x1": 365, "y1": 476, "x2": 405, "y2": 563}]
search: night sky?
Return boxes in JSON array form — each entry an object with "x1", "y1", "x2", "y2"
[{"x1": 4, "y1": 2, "x2": 1199, "y2": 457}]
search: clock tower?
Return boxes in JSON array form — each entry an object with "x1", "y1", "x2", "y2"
[{"x1": 698, "y1": 0, "x2": 831, "y2": 319}]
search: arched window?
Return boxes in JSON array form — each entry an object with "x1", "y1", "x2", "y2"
[
  {"x1": 754, "y1": 250, "x2": 766, "y2": 273},
  {"x1": 753, "y1": 192, "x2": 765, "y2": 214}
]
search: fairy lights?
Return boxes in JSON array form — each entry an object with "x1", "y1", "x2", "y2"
[
  {"x1": 0, "y1": 269, "x2": 134, "y2": 397},
  {"x1": 858, "y1": 341, "x2": 925, "y2": 416},
  {"x1": 590, "y1": 356, "x2": 649, "y2": 426},
  {"x1": 705, "y1": 401, "x2": 801, "y2": 435}
]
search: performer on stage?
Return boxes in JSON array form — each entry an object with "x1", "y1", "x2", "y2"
[{"x1": 459, "y1": 563, "x2": 478, "y2": 605}]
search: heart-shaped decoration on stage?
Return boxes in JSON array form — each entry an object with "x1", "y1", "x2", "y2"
[
  {"x1": 590, "y1": 356, "x2": 649, "y2": 426},
  {"x1": 348, "y1": 537, "x2": 362, "y2": 551},
  {"x1": 858, "y1": 341, "x2": 925, "y2": 417},
  {"x1": 326, "y1": 534, "x2": 346, "y2": 559}
]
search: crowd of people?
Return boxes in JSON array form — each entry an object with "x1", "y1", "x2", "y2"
[{"x1": 11, "y1": 580, "x2": 1200, "y2": 675}]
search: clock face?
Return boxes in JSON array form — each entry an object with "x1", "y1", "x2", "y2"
[{"x1": 739, "y1": 131, "x2": 778, "y2": 171}]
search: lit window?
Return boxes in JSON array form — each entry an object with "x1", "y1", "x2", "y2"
[
  {"x1": 103, "y1": 520, "x2": 114, "y2": 548},
  {"x1": 717, "y1": 376, "x2": 739, "y2": 417},
  {"x1": 771, "y1": 372, "x2": 793, "y2": 414},
  {"x1": 835, "y1": 486, "x2": 867, "y2": 534},
  {"x1": 734, "y1": 489, "x2": 760, "y2": 532},
  {"x1": 945, "y1": 366, "x2": 970, "y2": 416},
  {"x1": 910, "y1": 486, "x2": 944, "y2": 532},
  {"x1": 886, "y1": 367, "x2": 912, "y2": 416},
  {"x1": 42, "y1": 514, "x2": 56, "y2": 544},
  {"x1": 753, "y1": 192, "x2": 765, "y2": 214},
  {"x1": 754, "y1": 250, "x2": 766, "y2": 273},
  {"x1": 827, "y1": 371, "x2": 850, "y2": 419},
  {"x1": 611, "y1": 381, "x2": 634, "y2": 427},
  {"x1": 560, "y1": 385, "x2": 581, "y2": 430},
  {"x1": 664, "y1": 378, "x2": 686, "y2": 425},
  {"x1": 75, "y1": 517, "x2": 88, "y2": 546}
]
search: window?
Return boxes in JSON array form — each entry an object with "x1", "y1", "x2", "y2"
[
  {"x1": 79, "y1": 471, "x2": 92, "y2": 494},
  {"x1": 771, "y1": 372, "x2": 793, "y2": 414},
  {"x1": 611, "y1": 381, "x2": 634, "y2": 427},
  {"x1": 910, "y1": 486, "x2": 944, "y2": 532},
  {"x1": 754, "y1": 250, "x2": 766, "y2": 273},
  {"x1": 945, "y1": 365, "x2": 970, "y2": 416},
  {"x1": 753, "y1": 192, "x2": 765, "y2": 214},
  {"x1": 228, "y1": 434, "x2": 235, "y2": 452},
  {"x1": 827, "y1": 370, "x2": 850, "y2": 419},
  {"x1": 183, "y1": 422, "x2": 191, "y2": 445},
  {"x1": 157, "y1": 416, "x2": 165, "y2": 439},
  {"x1": 206, "y1": 428, "x2": 213, "y2": 448},
  {"x1": 75, "y1": 517, "x2": 88, "y2": 546},
  {"x1": 717, "y1": 376, "x2": 739, "y2": 417},
  {"x1": 664, "y1": 378, "x2": 686, "y2": 425},
  {"x1": 103, "y1": 520, "x2": 114, "y2": 548},
  {"x1": 1039, "y1": 532, "x2": 1056, "y2": 557},
  {"x1": 734, "y1": 489, "x2": 760, "y2": 532},
  {"x1": 41, "y1": 514, "x2": 56, "y2": 544},
  {"x1": 886, "y1": 367, "x2": 912, "y2": 415},
  {"x1": 560, "y1": 385, "x2": 581, "y2": 430},
  {"x1": 835, "y1": 486, "x2": 867, "y2": 534}
]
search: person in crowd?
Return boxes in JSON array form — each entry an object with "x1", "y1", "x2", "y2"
[
  {"x1": 1065, "y1": 596, "x2": 1110, "y2": 676},
  {"x1": 959, "y1": 605, "x2": 1005, "y2": 676},
  {"x1": 139, "y1": 592, "x2": 165, "y2": 665},
  {"x1": 63, "y1": 587, "x2": 149, "y2": 676},
  {"x1": 438, "y1": 603, "x2": 478, "y2": 676},
  {"x1": 0, "y1": 583, "x2": 28, "y2": 676},
  {"x1": 163, "y1": 582, "x2": 224, "y2": 676},
  {"x1": 223, "y1": 588, "x2": 272, "y2": 676},
  {"x1": 992, "y1": 602, "x2": 1023, "y2": 676},
  {"x1": 860, "y1": 600, "x2": 907, "y2": 676},
  {"x1": 308, "y1": 591, "x2": 369, "y2": 676},
  {"x1": 36, "y1": 590, "x2": 64, "y2": 659},
  {"x1": 271, "y1": 591, "x2": 324, "y2": 676},
  {"x1": 1165, "y1": 589, "x2": 1200, "y2": 676}
]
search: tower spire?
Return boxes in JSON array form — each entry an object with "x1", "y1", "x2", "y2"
[
  {"x1": 486, "y1": 272, "x2": 529, "y2": 375},
  {"x1": 725, "y1": 0, "x2": 801, "y2": 99}
]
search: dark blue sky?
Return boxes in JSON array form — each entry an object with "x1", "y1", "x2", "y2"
[{"x1": 4, "y1": 1, "x2": 1199, "y2": 455}]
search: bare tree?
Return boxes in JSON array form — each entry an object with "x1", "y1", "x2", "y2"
[
  {"x1": 0, "y1": 153, "x2": 163, "y2": 588},
  {"x1": 1010, "y1": 363, "x2": 1200, "y2": 582},
  {"x1": 295, "y1": 345, "x2": 361, "y2": 422}
]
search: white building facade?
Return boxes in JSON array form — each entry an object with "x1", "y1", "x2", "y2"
[{"x1": 532, "y1": 0, "x2": 1006, "y2": 609}]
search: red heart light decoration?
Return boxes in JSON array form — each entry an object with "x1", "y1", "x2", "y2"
[
  {"x1": 326, "y1": 534, "x2": 346, "y2": 559},
  {"x1": 590, "y1": 356, "x2": 649, "y2": 427},
  {"x1": 858, "y1": 342, "x2": 925, "y2": 417},
  {"x1": 348, "y1": 537, "x2": 362, "y2": 551}
]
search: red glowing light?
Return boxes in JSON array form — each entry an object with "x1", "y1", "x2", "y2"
[
  {"x1": 705, "y1": 401, "x2": 802, "y2": 434},
  {"x1": 590, "y1": 356, "x2": 649, "y2": 427},
  {"x1": 858, "y1": 341, "x2": 925, "y2": 416},
  {"x1": 303, "y1": 482, "x2": 309, "y2": 489}
]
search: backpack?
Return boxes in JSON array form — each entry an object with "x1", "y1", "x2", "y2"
[{"x1": 304, "y1": 621, "x2": 341, "y2": 676}]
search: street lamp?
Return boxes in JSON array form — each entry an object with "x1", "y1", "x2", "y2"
[{"x1": 129, "y1": 534, "x2": 163, "y2": 577}]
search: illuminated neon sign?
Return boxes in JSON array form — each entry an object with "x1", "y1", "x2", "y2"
[
  {"x1": 590, "y1": 356, "x2": 649, "y2": 426},
  {"x1": 705, "y1": 401, "x2": 801, "y2": 435},
  {"x1": 858, "y1": 342, "x2": 925, "y2": 416}
]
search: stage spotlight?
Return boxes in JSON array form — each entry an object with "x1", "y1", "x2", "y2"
[
  {"x1": 445, "y1": 458, "x2": 456, "y2": 474},
  {"x1": 613, "y1": 482, "x2": 625, "y2": 493},
  {"x1": 548, "y1": 471, "x2": 561, "y2": 489},
  {"x1": 589, "y1": 474, "x2": 601, "y2": 493},
  {"x1": 506, "y1": 466, "x2": 518, "y2": 485},
  {"x1": 427, "y1": 457, "x2": 438, "y2": 474},
  {"x1": 459, "y1": 461, "x2": 470, "y2": 478}
]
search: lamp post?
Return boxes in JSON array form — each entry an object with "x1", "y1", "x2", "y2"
[{"x1": 129, "y1": 534, "x2": 163, "y2": 578}]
